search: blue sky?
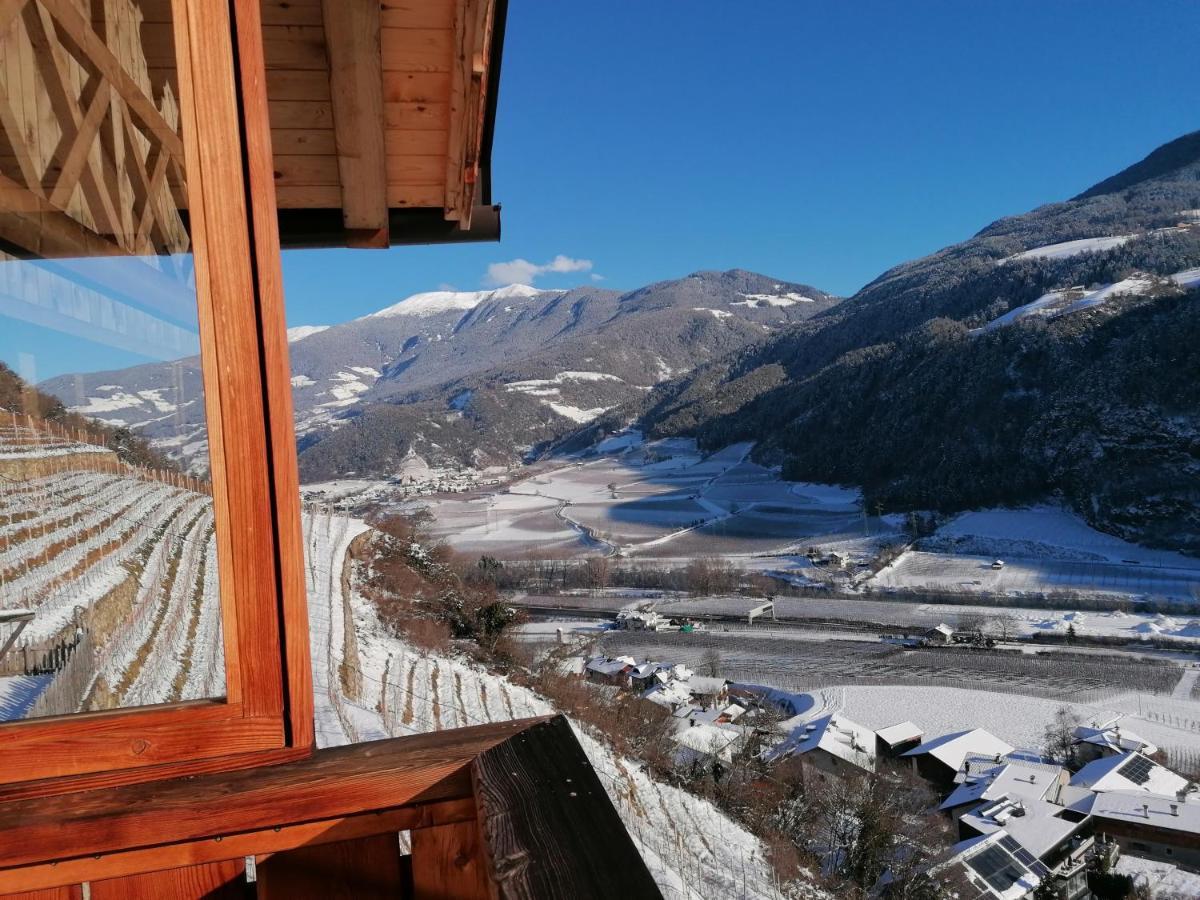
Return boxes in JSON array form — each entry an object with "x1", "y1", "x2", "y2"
[
  {"x1": 6, "y1": 1, "x2": 1199, "y2": 378},
  {"x1": 278, "y1": 0, "x2": 1200, "y2": 327}
]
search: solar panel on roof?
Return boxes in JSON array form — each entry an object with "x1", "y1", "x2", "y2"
[
  {"x1": 1118, "y1": 755, "x2": 1154, "y2": 786},
  {"x1": 966, "y1": 846, "x2": 1026, "y2": 894}
]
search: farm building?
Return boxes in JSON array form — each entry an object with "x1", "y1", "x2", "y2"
[
  {"x1": 924, "y1": 623, "x2": 955, "y2": 645},
  {"x1": 585, "y1": 655, "x2": 637, "y2": 688},
  {"x1": 673, "y1": 722, "x2": 745, "y2": 770},
  {"x1": 765, "y1": 713, "x2": 876, "y2": 776},
  {"x1": 903, "y1": 728, "x2": 1015, "y2": 785},
  {"x1": 615, "y1": 609, "x2": 671, "y2": 631},
  {"x1": 686, "y1": 675, "x2": 731, "y2": 708},
  {"x1": 1072, "y1": 721, "x2": 1158, "y2": 764},
  {"x1": 875, "y1": 720, "x2": 923, "y2": 757}
]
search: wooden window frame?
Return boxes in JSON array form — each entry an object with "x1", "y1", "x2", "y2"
[{"x1": 0, "y1": 0, "x2": 311, "y2": 792}]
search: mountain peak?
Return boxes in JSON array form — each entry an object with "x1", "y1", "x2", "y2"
[
  {"x1": 364, "y1": 283, "x2": 546, "y2": 319},
  {"x1": 1074, "y1": 129, "x2": 1200, "y2": 200}
]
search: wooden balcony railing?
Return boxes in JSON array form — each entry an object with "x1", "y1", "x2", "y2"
[{"x1": 0, "y1": 715, "x2": 662, "y2": 899}]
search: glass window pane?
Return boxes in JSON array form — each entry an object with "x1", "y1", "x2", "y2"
[{"x1": 0, "y1": 0, "x2": 224, "y2": 720}]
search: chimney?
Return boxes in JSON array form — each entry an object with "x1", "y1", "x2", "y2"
[
  {"x1": 1171, "y1": 804, "x2": 1179, "y2": 817},
  {"x1": 1143, "y1": 804, "x2": 1150, "y2": 819}
]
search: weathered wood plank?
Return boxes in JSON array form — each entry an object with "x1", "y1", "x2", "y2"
[
  {"x1": 257, "y1": 833, "x2": 409, "y2": 900},
  {"x1": 471, "y1": 717, "x2": 664, "y2": 899},
  {"x1": 89, "y1": 859, "x2": 248, "y2": 900},
  {"x1": 411, "y1": 821, "x2": 490, "y2": 900},
  {"x1": 321, "y1": 0, "x2": 388, "y2": 232},
  {"x1": 0, "y1": 719, "x2": 545, "y2": 872}
]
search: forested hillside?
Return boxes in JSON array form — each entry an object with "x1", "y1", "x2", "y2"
[{"x1": 628, "y1": 132, "x2": 1200, "y2": 552}]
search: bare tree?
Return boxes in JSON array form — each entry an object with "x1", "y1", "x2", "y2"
[
  {"x1": 1043, "y1": 706, "x2": 1082, "y2": 766},
  {"x1": 700, "y1": 646, "x2": 722, "y2": 678}
]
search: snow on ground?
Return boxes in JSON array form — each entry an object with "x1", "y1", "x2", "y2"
[
  {"x1": 297, "y1": 512, "x2": 819, "y2": 899},
  {"x1": 286, "y1": 325, "x2": 330, "y2": 342},
  {"x1": 762, "y1": 684, "x2": 1199, "y2": 768},
  {"x1": 733, "y1": 292, "x2": 814, "y2": 307},
  {"x1": 1002, "y1": 235, "x2": 1134, "y2": 263},
  {"x1": 869, "y1": 506, "x2": 1200, "y2": 603},
  {"x1": 547, "y1": 401, "x2": 610, "y2": 423},
  {"x1": 0, "y1": 674, "x2": 50, "y2": 719},
  {"x1": 365, "y1": 283, "x2": 543, "y2": 319},
  {"x1": 1113, "y1": 854, "x2": 1200, "y2": 897},
  {"x1": 975, "y1": 263, "x2": 1199, "y2": 334}
]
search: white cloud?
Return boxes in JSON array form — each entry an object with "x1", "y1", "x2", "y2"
[
  {"x1": 436, "y1": 282, "x2": 457, "y2": 292},
  {"x1": 484, "y1": 254, "x2": 593, "y2": 287},
  {"x1": 590, "y1": 273, "x2": 606, "y2": 282}
]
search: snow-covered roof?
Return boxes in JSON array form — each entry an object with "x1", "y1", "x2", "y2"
[
  {"x1": 903, "y1": 729, "x2": 1014, "y2": 771},
  {"x1": 940, "y1": 760, "x2": 1064, "y2": 812},
  {"x1": 585, "y1": 655, "x2": 635, "y2": 676},
  {"x1": 1091, "y1": 790, "x2": 1200, "y2": 836},
  {"x1": 673, "y1": 724, "x2": 742, "y2": 764},
  {"x1": 1073, "y1": 722, "x2": 1157, "y2": 756},
  {"x1": 642, "y1": 679, "x2": 693, "y2": 709},
  {"x1": 1069, "y1": 752, "x2": 1188, "y2": 797},
  {"x1": 685, "y1": 676, "x2": 729, "y2": 696},
  {"x1": 876, "y1": 721, "x2": 922, "y2": 746},
  {"x1": 766, "y1": 714, "x2": 876, "y2": 770},
  {"x1": 929, "y1": 623, "x2": 954, "y2": 637},
  {"x1": 960, "y1": 797, "x2": 1080, "y2": 859}
]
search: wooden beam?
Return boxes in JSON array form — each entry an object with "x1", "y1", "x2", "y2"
[
  {"x1": 320, "y1": 0, "x2": 388, "y2": 239},
  {"x1": 444, "y1": 0, "x2": 493, "y2": 229},
  {"x1": 471, "y1": 717, "x2": 665, "y2": 899},
  {"x1": 0, "y1": 719, "x2": 546, "y2": 873}
]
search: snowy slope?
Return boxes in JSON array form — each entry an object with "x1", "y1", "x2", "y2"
[{"x1": 301, "y1": 511, "x2": 826, "y2": 899}]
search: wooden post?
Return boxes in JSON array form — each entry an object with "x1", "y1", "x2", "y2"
[{"x1": 411, "y1": 822, "x2": 489, "y2": 900}]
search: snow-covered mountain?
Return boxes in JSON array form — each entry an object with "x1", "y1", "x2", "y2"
[{"x1": 40, "y1": 270, "x2": 839, "y2": 477}]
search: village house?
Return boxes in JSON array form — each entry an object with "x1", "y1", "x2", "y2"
[
  {"x1": 764, "y1": 713, "x2": 876, "y2": 776},
  {"x1": 1072, "y1": 720, "x2": 1158, "y2": 764},
  {"x1": 672, "y1": 722, "x2": 746, "y2": 771},
  {"x1": 924, "y1": 623, "x2": 955, "y2": 645},
  {"x1": 1068, "y1": 751, "x2": 1189, "y2": 798},
  {"x1": 875, "y1": 721, "x2": 923, "y2": 757},
  {"x1": 686, "y1": 675, "x2": 731, "y2": 709},
  {"x1": 904, "y1": 728, "x2": 1015, "y2": 786},
  {"x1": 1089, "y1": 790, "x2": 1200, "y2": 870},
  {"x1": 930, "y1": 831, "x2": 1048, "y2": 899},
  {"x1": 584, "y1": 655, "x2": 636, "y2": 688}
]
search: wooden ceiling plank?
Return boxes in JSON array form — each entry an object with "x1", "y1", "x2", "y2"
[
  {"x1": 379, "y1": 27, "x2": 452, "y2": 72},
  {"x1": 320, "y1": 0, "x2": 388, "y2": 237},
  {"x1": 379, "y1": 2, "x2": 455, "y2": 30}
]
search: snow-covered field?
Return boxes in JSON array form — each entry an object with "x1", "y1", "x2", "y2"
[
  {"x1": 0, "y1": 425, "x2": 225, "y2": 719},
  {"x1": 418, "y1": 438, "x2": 897, "y2": 561},
  {"x1": 871, "y1": 506, "x2": 1200, "y2": 603}
]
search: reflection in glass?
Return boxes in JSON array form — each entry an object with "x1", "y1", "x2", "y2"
[{"x1": 0, "y1": 0, "x2": 224, "y2": 719}]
